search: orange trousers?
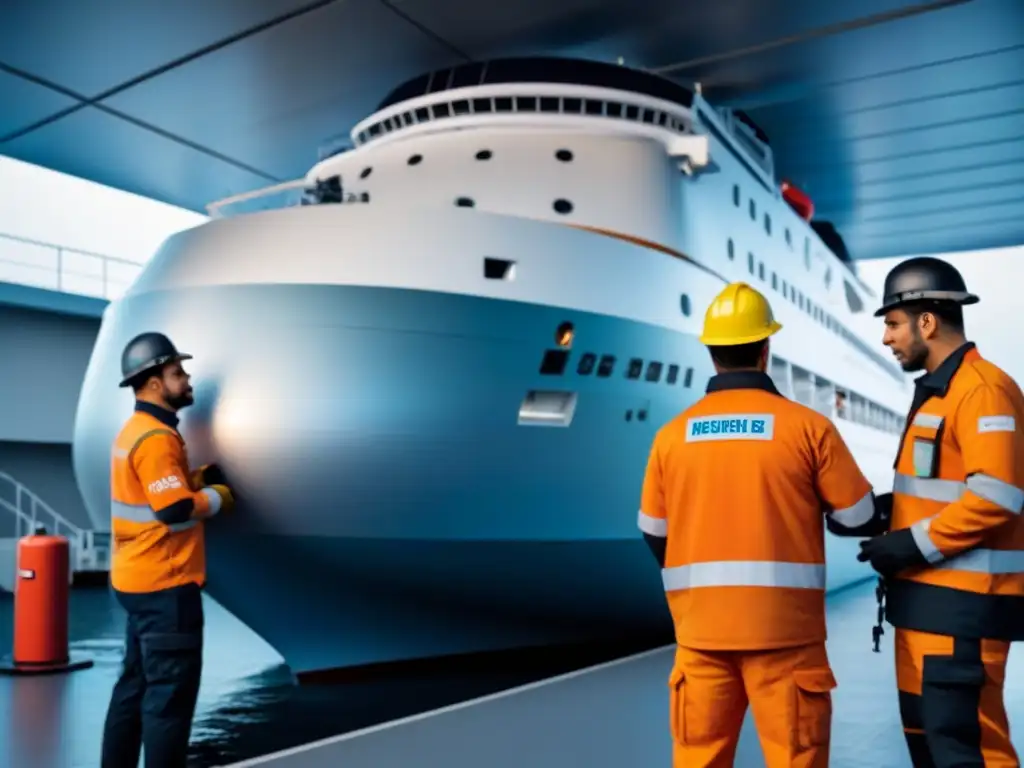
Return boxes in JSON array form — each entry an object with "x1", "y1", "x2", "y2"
[
  {"x1": 668, "y1": 642, "x2": 836, "y2": 768},
  {"x1": 895, "y1": 628, "x2": 1019, "y2": 768}
]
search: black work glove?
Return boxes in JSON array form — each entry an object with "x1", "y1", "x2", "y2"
[
  {"x1": 199, "y1": 463, "x2": 229, "y2": 486},
  {"x1": 857, "y1": 529, "x2": 928, "y2": 578}
]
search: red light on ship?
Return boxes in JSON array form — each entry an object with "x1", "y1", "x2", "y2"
[{"x1": 781, "y1": 180, "x2": 814, "y2": 222}]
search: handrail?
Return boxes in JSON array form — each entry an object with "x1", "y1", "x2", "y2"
[
  {"x1": 206, "y1": 178, "x2": 308, "y2": 218},
  {"x1": 0, "y1": 470, "x2": 106, "y2": 575},
  {"x1": 0, "y1": 230, "x2": 145, "y2": 301}
]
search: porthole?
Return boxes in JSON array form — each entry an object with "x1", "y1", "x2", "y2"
[
  {"x1": 749, "y1": 199, "x2": 756, "y2": 221},
  {"x1": 683, "y1": 367, "x2": 694, "y2": 388},
  {"x1": 732, "y1": 185, "x2": 740, "y2": 207},
  {"x1": 553, "y1": 199, "x2": 573, "y2": 215},
  {"x1": 359, "y1": 167, "x2": 372, "y2": 179},
  {"x1": 408, "y1": 154, "x2": 423, "y2": 166},
  {"x1": 680, "y1": 294, "x2": 691, "y2": 316},
  {"x1": 556, "y1": 149, "x2": 573, "y2": 162},
  {"x1": 455, "y1": 197, "x2": 475, "y2": 208},
  {"x1": 627, "y1": 358, "x2": 643, "y2": 379},
  {"x1": 785, "y1": 228, "x2": 792, "y2": 247},
  {"x1": 475, "y1": 150, "x2": 492, "y2": 161},
  {"x1": 747, "y1": 252, "x2": 755, "y2": 274},
  {"x1": 666, "y1": 364, "x2": 680, "y2": 384},
  {"x1": 758, "y1": 262, "x2": 765, "y2": 281},
  {"x1": 727, "y1": 238, "x2": 735, "y2": 260},
  {"x1": 764, "y1": 214, "x2": 772, "y2": 235}
]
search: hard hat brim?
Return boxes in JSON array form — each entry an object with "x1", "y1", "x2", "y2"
[
  {"x1": 699, "y1": 321, "x2": 782, "y2": 347},
  {"x1": 872, "y1": 291, "x2": 979, "y2": 317},
  {"x1": 118, "y1": 353, "x2": 193, "y2": 387}
]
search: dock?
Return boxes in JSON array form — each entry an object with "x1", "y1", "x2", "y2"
[{"x1": 228, "y1": 579, "x2": 1024, "y2": 768}]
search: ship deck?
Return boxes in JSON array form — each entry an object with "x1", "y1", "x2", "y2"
[{"x1": 231, "y1": 579, "x2": 1024, "y2": 768}]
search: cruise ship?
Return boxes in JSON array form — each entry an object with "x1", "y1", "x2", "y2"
[{"x1": 71, "y1": 57, "x2": 913, "y2": 677}]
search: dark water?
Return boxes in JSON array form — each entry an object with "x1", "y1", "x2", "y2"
[{"x1": 0, "y1": 587, "x2": 656, "y2": 767}]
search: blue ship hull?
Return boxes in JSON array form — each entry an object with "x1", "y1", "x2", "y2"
[{"x1": 73, "y1": 283, "x2": 873, "y2": 675}]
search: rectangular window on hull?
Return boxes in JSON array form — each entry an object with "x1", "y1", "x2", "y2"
[
  {"x1": 483, "y1": 257, "x2": 516, "y2": 280},
  {"x1": 539, "y1": 350, "x2": 569, "y2": 375}
]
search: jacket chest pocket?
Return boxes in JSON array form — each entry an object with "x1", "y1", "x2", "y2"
[{"x1": 904, "y1": 412, "x2": 946, "y2": 479}]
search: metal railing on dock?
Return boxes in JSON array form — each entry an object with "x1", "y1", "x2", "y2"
[{"x1": 0, "y1": 231, "x2": 143, "y2": 301}]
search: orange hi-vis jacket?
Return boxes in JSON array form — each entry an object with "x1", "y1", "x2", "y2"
[
  {"x1": 639, "y1": 371, "x2": 881, "y2": 650},
  {"x1": 110, "y1": 401, "x2": 223, "y2": 594},
  {"x1": 886, "y1": 342, "x2": 1024, "y2": 640}
]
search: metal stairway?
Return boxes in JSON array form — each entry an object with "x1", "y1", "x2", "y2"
[{"x1": 0, "y1": 471, "x2": 109, "y2": 592}]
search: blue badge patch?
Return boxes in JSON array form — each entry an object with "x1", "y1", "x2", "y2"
[{"x1": 685, "y1": 413, "x2": 775, "y2": 442}]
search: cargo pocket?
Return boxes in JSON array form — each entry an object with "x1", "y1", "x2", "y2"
[
  {"x1": 668, "y1": 666, "x2": 686, "y2": 746},
  {"x1": 793, "y1": 667, "x2": 836, "y2": 750},
  {"x1": 921, "y1": 656, "x2": 985, "y2": 746}
]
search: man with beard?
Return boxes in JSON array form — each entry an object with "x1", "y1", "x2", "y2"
[
  {"x1": 858, "y1": 257, "x2": 1023, "y2": 767},
  {"x1": 100, "y1": 332, "x2": 236, "y2": 768}
]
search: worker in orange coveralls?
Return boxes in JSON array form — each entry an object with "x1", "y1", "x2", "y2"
[
  {"x1": 100, "y1": 332, "x2": 235, "y2": 768},
  {"x1": 858, "y1": 256, "x2": 1023, "y2": 768},
  {"x1": 638, "y1": 281, "x2": 890, "y2": 767}
]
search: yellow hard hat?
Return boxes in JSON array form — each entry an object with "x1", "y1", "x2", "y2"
[{"x1": 698, "y1": 282, "x2": 782, "y2": 346}]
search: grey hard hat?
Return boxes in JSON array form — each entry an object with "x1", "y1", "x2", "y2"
[
  {"x1": 119, "y1": 332, "x2": 192, "y2": 388},
  {"x1": 874, "y1": 256, "x2": 979, "y2": 317}
]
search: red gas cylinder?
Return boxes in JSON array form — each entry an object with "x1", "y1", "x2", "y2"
[
  {"x1": 14, "y1": 534, "x2": 70, "y2": 666},
  {"x1": 0, "y1": 532, "x2": 93, "y2": 675}
]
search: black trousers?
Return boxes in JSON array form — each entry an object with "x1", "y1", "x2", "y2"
[{"x1": 100, "y1": 582, "x2": 204, "y2": 768}]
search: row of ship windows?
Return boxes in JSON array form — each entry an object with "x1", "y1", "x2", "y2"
[
  {"x1": 732, "y1": 239, "x2": 903, "y2": 382},
  {"x1": 359, "y1": 149, "x2": 579, "y2": 215},
  {"x1": 353, "y1": 95, "x2": 690, "y2": 147},
  {"x1": 541, "y1": 347, "x2": 904, "y2": 434},
  {"x1": 771, "y1": 356, "x2": 905, "y2": 435},
  {"x1": 541, "y1": 348, "x2": 696, "y2": 386},
  {"x1": 733, "y1": 183, "x2": 812, "y2": 271}
]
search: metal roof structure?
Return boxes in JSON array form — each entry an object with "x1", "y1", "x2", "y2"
[{"x1": 0, "y1": 0, "x2": 1021, "y2": 260}]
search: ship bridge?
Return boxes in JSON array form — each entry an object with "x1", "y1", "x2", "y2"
[{"x1": 1, "y1": 0, "x2": 1023, "y2": 766}]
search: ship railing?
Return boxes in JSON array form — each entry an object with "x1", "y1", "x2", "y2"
[
  {"x1": 0, "y1": 471, "x2": 109, "y2": 579},
  {"x1": 0, "y1": 231, "x2": 143, "y2": 301},
  {"x1": 206, "y1": 179, "x2": 310, "y2": 219},
  {"x1": 206, "y1": 178, "x2": 375, "y2": 219},
  {"x1": 717, "y1": 107, "x2": 775, "y2": 180}
]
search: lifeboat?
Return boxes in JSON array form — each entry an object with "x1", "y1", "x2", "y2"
[{"x1": 781, "y1": 180, "x2": 814, "y2": 221}]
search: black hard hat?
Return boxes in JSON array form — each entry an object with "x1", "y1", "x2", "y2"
[
  {"x1": 119, "y1": 332, "x2": 192, "y2": 388},
  {"x1": 873, "y1": 256, "x2": 979, "y2": 317}
]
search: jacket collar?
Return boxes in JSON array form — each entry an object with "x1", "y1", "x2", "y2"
[
  {"x1": 135, "y1": 400, "x2": 179, "y2": 430},
  {"x1": 706, "y1": 370, "x2": 779, "y2": 395},
  {"x1": 915, "y1": 341, "x2": 976, "y2": 398}
]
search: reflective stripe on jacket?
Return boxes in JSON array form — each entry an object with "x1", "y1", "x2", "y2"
[
  {"x1": 110, "y1": 402, "x2": 222, "y2": 593},
  {"x1": 639, "y1": 370, "x2": 878, "y2": 651},
  {"x1": 887, "y1": 342, "x2": 1024, "y2": 640}
]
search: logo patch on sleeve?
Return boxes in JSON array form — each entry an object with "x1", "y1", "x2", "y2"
[
  {"x1": 977, "y1": 415, "x2": 1015, "y2": 434},
  {"x1": 148, "y1": 475, "x2": 184, "y2": 494}
]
